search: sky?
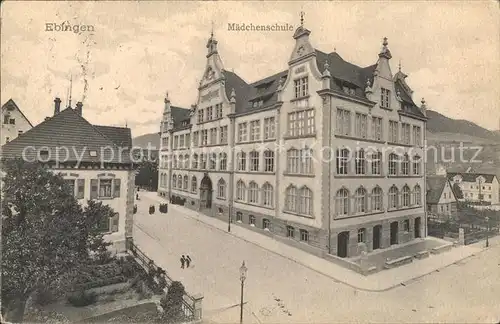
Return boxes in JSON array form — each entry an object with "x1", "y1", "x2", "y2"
[{"x1": 1, "y1": 1, "x2": 499, "y2": 137}]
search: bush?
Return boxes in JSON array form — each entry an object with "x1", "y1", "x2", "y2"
[
  {"x1": 67, "y1": 290, "x2": 97, "y2": 307},
  {"x1": 33, "y1": 288, "x2": 58, "y2": 306},
  {"x1": 161, "y1": 281, "x2": 186, "y2": 323}
]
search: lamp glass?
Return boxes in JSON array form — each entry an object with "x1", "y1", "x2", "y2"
[{"x1": 239, "y1": 261, "x2": 247, "y2": 281}]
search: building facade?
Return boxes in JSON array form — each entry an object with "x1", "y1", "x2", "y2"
[
  {"x1": 448, "y1": 171, "x2": 500, "y2": 205},
  {"x1": 1, "y1": 98, "x2": 135, "y2": 253},
  {"x1": 1, "y1": 99, "x2": 33, "y2": 145},
  {"x1": 426, "y1": 176, "x2": 458, "y2": 220},
  {"x1": 158, "y1": 21, "x2": 428, "y2": 258}
]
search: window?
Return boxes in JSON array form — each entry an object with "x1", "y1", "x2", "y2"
[
  {"x1": 249, "y1": 215, "x2": 256, "y2": 226},
  {"x1": 236, "y1": 212, "x2": 243, "y2": 222},
  {"x1": 413, "y1": 126, "x2": 421, "y2": 146},
  {"x1": 404, "y1": 220, "x2": 410, "y2": 232},
  {"x1": 177, "y1": 176, "x2": 182, "y2": 188},
  {"x1": 192, "y1": 131, "x2": 199, "y2": 147},
  {"x1": 98, "y1": 179, "x2": 112, "y2": 198},
  {"x1": 200, "y1": 153, "x2": 207, "y2": 169},
  {"x1": 236, "y1": 180, "x2": 246, "y2": 201},
  {"x1": 402, "y1": 185, "x2": 411, "y2": 207},
  {"x1": 209, "y1": 153, "x2": 216, "y2": 170},
  {"x1": 207, "y1": 106, "x2": 213, "y2": 120},
  {"x1": 287, "y1": 109, "x2": 315, "y2": 137},
  {"x1": 264, "y1": 117, "x2": 275, "y2": 139},
  {"x1": 262, "y1": 182, "x2": 273, "y2": 207},
  {"x1": 216, "y1": 103, "x2": 223, "y2": 119},
  {"x1": 201, "y1": 130, "x2": 208, "y2": 146},
  {"x1": 336, "y1": 108, "x2": 351, "y2": 136},
  {"x1": 263, "y1": 150, "x2": 274, "y2": 172},
  {"x1": 355, "y1": 149, "x2": 366, "y2": 175},
  {"x1": 172, "y1": 175, "x2": 177, "y2": 188},
  {"x1": 286, "y1": 226, "x2": 295, "y2": 238},
  {"x1": 354, "y1": 187, "x2": 367, "y2": 213},
  {"x1": 219, "y1": 153, "x2": 227, "y2": 171},
  {"x1": 238, "y1": 122, "x2": 247, "y2": 142},
  {"x1": 285, "y1": 185, "x2": 298, "y2": 212},
  {"x1": 198, "y1": 109, "x2": 204, "y2": 123},
  {"x1": 336, "y1": 148, "x2": 350, "y2": 175},
  {"x1": 413, "y1": 155, "x2": 421, "y2": 175},
  {"x1": 299, "y1": 186, "x2": 312, "y2": 215},
  {"x1": 220, "y1": 126, "x2": 228, "y2": 144},
  {"x1": 250, "y1": 120, "x2": 260, "y2": 141},
  {"x1": 401, "y1": 123, "x2": 411, "y2": 145},
  {"x1": 249, "y1": 151, "x2": 259, "y2": 172},
  {"x1": 18, "y1": 130, "x2": 23, "y2": 136},
  {"x1": 192, "y1": 154, "x2": 198, "y2": 169},
  {"x1": 287, "y1": 148, "x2": 312, "y2": 174},
  {"x1": 413, "y1": 185, "x2": 421, "y2": 205},
  {"x1": 294, "y1": 76, "x2": 308, "y2": 98},
  {"x1": 210, "y1": 128, "x2": 217, "y2": 145},
  {"x1": 381, "y1": 88, "x2": 390, "y2": 108},
  {"x1": 263, "y1": 218, "x2": 270, "y2": 230},
  {"x1": 371, "y1": 186, "x2": 383, "y2": 211},
  {"x1": 183, "y1": 154, "x2": 189, "y2": 169},
  {"x1": 191, "y1": 176, "x2": 197, "y2": 192},
  {"x1": 9, "y1": 118, "x2": 15, "y2": 125},
  {"x1": 357, "y1": 228, "x2": 366, "y2": 243},
  {"x1": 300, "y1": 229, "x2": 309, "y2": 242},
  {"x1": 389, "y1": 121, "x2": 398, "y2": 143},
  {"x1": 287, "y1": 149, "x2": 299, "y2": 174},
  {"x1": 401, "y1": 154, "x2": 410, "y2": 175},
  {"x1": 217, "y1": 179, "x2": 226, "y2": 199},
  {"x1": 237, "y1": 152, "x2": 247, "y2": 171},
  {"x1": 355, "y1": 113, "x2": 368, "y2": 138},
  {"x1": 389, "y1": 186, "x2": 399, "y2": 209},
  {"x1": 65, "y1": 179, "x2": 76, "y2": 196},
  {"x1": 335, "y1": 188, "x2": 349, "y2": 216},
  {"x1": 3, "y1": 115, "x2": 8, "y2": 124},
  {"x1": 371, "y1": 117, "x2": 383, "y2": 141},
  {"x1": 371, "y1": 151, "x2": 382, "y2": 175},
  {"x1": 248, "y1": 181, "x2": 259, "y2": 203},
  {"x1": 183, "y1": 175, "x2": 188, "y2": 190},
  {"x1": 179, "y1": 135, "x2": 185, "y2": 148},
  {"x1": 173, "y1": 136, "x2": 178, "y2": 149},
  {"x1": 389, "y1": 153, "x2": 399, "y2": 176},
  {"x1": 77, "y1": 179, "x2": 85, "y2": 199},
  {"x1": 185, "y1": 134, "x2": 190, "y2": 147}
]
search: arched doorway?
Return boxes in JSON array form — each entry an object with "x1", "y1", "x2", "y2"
[
  {"x1": 414, "y1": 217, "x2": 421, "y2": 238},
  {"x1": 373, "y1": 225, "x2": 382, "y2": 250},
  {"x1": 390, "y1": 221, "x2": 399, "y2": 245},
  {"x1": 337, "y1": 231, "x2": 350, "y2": 258},
  {"x1": 200, "y1": 174, "x2": 213, "y2": 209}
]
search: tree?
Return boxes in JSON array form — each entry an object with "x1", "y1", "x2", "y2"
[
  {"x1": 135, "y1": 160, "x2": 158, "y2": 191},
  {"x1": 160, "y1": 281, "x2": 186, "y2": 323},
  {"x1": 452, "y1": 183, "x2": 463, "y2": 199},
  {"x1": 1, "y1": 159, "x2": 115, "y2": 322}
]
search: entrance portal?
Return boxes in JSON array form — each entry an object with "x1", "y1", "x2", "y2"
[
  {"x1": 199, "y1": 174, "x2": 213, "y2": 209},
  {"x1": 373, "y1": 225, "x2": 382, "y2": 250},
  {"x1": 414, "y1": 217, "x2": 421, "y2": 238},
  {"x1": 390, "y1": 221, "x2": 399, "y2": 245},
  {"x1": 337, "y1": 231, "x2": 350, "y2": 258}
]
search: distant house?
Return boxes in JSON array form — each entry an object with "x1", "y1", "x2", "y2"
[
  {"x1": 1, "y1": 98, "x2": 135, "y2": 253},
  {"x1": 447, "y1": 171, "x2": 499, "y2": 205},
  {"x1": 1, "y1": 99, "x2": 34, "y2": 145},
  {"x1": 426, "y1": 176, "x2": 458, "y2": 220}
]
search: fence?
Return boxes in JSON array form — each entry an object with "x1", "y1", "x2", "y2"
[
  {"x1": 427, "y1": 218, "x2": 499, "y2": 245},
  {"x1": 127, "y1": 240, "x2": 201, "y2": 321}
]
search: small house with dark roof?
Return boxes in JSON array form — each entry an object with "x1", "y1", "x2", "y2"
[
  {"x1": 1, "y1": 99, "x2": 34, "y2": 145},
  {"x1": 426, "y1": 176, "x2": 458, "y2": 220},
  {"x1": 447, "y1": 171, "x2": 499, "y2": 205},
  {"x1": 158, "y1": 15, "x2": 428, "y2": 261},
  {"x1": 1, "y1": 98, "x2": 135, "y2": 253}
]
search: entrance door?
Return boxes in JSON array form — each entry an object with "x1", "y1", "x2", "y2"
[
  {"x1": 390, "y1": 221, "x2": 399, "y2": 245},
  {"x1": 414, "y1": 217, "x2": 421, "y2": 238},
  {"x1": 337, "y1": 231, "x2": 349, "y2": 258},
  {"x1": 373, "y1": 225, "x2": 382, "y2": 250},
  {"x1": 199, "y1": 175, "x2": 213, "y2": 209}
]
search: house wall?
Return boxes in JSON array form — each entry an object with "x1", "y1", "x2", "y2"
[{"x1": 1, "y1": 106, "x2": 32, "y2": 145}]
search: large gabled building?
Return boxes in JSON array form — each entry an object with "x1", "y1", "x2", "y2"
[
  {"x1": 1, "y1": 98, "x2": 135, "y2": 252},
  {"x1": 158, "y1": 18, "x2": 428, "y2": 259}
]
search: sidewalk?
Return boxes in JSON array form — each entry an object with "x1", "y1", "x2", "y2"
[{"x1": 141, "y1": 192, "x2": 486, "y2": 292}]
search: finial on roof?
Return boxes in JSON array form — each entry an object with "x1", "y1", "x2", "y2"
[
  {"x1": 211, "y1": 20, "x2": 214, "y2": 38},
  {"x1": 334, "y1": 47, "x2": 336, "y2": 53},
  {"x1": 421, "y1": 97, "x2": 426, "y2": 106},
  {"x1": 300, "y1": 11, "x2": 305, "y2": 27},
  {"x1": 324, "y1": 61, "x2": 329, "y2": 70},
  {"x1": 125, "y1": 120, "x2": 128, "y2": 128},
  {"x1": 322, "y1": 61, "x2": 331, "y2": 78},
  {"x1": 68, "y1": 74, "x2": 73, "y2": 108},
  {"x1": 396, "y1": 89, "x2": 401, "y2": 101},
  {"x1": 364, "y1": 78, "x2": 373, "y2": 95},
  {"x1": 366, "y1": 78, "x2": 371, "y2": 88},
  {"x1": 398, "y1": 59, "x2": 401, "y2": 72},
  {"x1": 230, "y1": 88, "x2": 236, "y2": 99},
  {"x1": 379, "y1": 37, "x2": 392, "y2": 59}
]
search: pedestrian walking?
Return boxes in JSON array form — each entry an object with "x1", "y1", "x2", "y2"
[
  {"x1": 186, "y1": 255, "x2": 191, "y2": 268},
  {"x1": 180, "y1": 255, "x2": 186, "y2": 269}
]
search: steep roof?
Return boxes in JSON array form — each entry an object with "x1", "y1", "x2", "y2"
[
  {"x1": 1, "y1": 107, "x2": 132, "y2": 164},
  {"x1": 447, "y1": 172, "x2": 496, "y2": 184},
  {"x1": 1, "y1": 99, "x2": 34, "y2": 127},
  {"x1": 395, "y1": 81, "x2": 425, "y2": 119},
  {"x1": 170, "y1": 106, "x2": 191, "y2": 128},
  {"x1": 426, "y1": 176, "x2": 448, "y2": 204}
]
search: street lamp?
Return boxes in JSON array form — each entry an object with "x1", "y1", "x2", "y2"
[
  {"x1": 239, "y1": 261, "x2": 247, "y2": 324},
  {"x1": 228, "y1": 213, "x2": 232, "y2": 232},
  {"x1": 485, "y1": 216, "x2": 490, "y2": 248}
]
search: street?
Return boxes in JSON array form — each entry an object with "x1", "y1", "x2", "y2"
[{"x1": 134, "y1": 193, "x2": 500, "y2": 323}]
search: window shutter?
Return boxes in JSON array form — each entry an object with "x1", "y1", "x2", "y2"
[
  {"x1": 90, "y1": 179, "x2": 98, "y2": 199},
  {"x1": 76, "y1": 179, "x2": 85, "y2": 199},
  {"x1": 111, "y1": 213, "x2": 119, "y2": 232},
  {"x1": 113, "y1": 179, "x2": 121, "y2": 197}
]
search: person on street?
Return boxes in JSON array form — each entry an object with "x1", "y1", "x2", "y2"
[
  {"x1": 180, "y1": 255, "x2": 186, "y2": 269},
  {"x1": 186, "y1": 255, "x2": 191, "y2": 268}
]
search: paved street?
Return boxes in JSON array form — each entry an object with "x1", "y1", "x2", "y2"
[{"x1": 133, "y1": 193, "x2": 500, "y2": 323}]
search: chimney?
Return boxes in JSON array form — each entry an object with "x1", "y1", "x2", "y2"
[
  {"x1": 75, "y1": 102, "x2": 83, "y2": 116},
  {"x1": 54, "y1": 97, "x2": 61, "y2": 115}
]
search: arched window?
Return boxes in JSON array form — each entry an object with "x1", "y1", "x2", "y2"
[
  {"x1": 336, "y1": 148, "x2": 350, "y2": 175},
  {"x1": 249, "y1": 151, "x2": 260, "y2": 172},
  {"x1": 287, "y1": 149, "x2": 299, "y2": 173},
  {"x1": 183, "y1": 175, "x2": 188, "y2": 189},
  {"x1": 335, "y1": 188, "x2": 350, "y2": 216},
  {"x1": 192, "y1": 154, "x2": 199, "y2": 169},
  {"x1": 177, "y1": 175, "x2": 182, "y2": 189},
  {"x1": 237, "y1": 152, "x2": 247, "y2": 171},
  {"x1": 248, "y1": 181, "x2": 259, "y2": 203},
  {"x1": 191, "y1": 176, "x2": 197, "y2": 193},
  {"x1": 219, "y1": 153, "x2": 227, "y2": 171},
  {"x1": 217, "y1": 178, "x2": 226, "y2": 199},
  {"x1": 285, "y1": 185, "x2": 298, "y2": 212},
  {"x1": 172, "y1": 174, "x2": 177, "y2": 188},
  {"x1": 354, "y1": 187, "x2": 367, "y2": 213},
  {"x1": 184, "y1": 154, "x2": 190, "y2": 169},
  {"x1": 209, "y1": 153, "x2": 217, "y2": 170},
  {"x1": 413, "y1": 184, "x2": 421, "y2": 205},
  {"x1": 173, "y1": 155, "x2": 178, "y2": 169},
  {"x1": 371, "y1": 151, "x2": 382, "y2": 175},
  {"x1": 355, "y1": 149, "x2": 366, "y2": 175},
  {"x1": 301, "y1": 148, "x2": 313, "y2": 174},
  {"x1": 371, "y1": 186, "x2": 383, "y2": 211},
  {"x1": 389, "y1": 153, "x2": 398, "y2": 175},
  {"x1": 401, "y1": 154, "x2": 410, "y2": 175},
  {"x1": 200, "y1": 153, "x2": 207, "y2": 169},
  {"x1": 402, "y1": 185, "x2": 411, "y2": 207},
  {"x1": 262, "y1": 218, "x2": 271, "y2": 230},
  {"x1": 263, "y1": 150, "x2": 275, "y2": 172},
  {"x1": 389, "y1": 185, "x2": 399, "y2": 209},
  {"x1": 299, "y1": 186, "x2": 312, "y2": 215},
  {"x1": 236, "y1": 180, "x2": 246, "y2": 201},
  {"x1": 413, "y1": 155, "x2": 421, "y2": 175},
  {"x1": 262, "y1": 182, "x2": 274, "y2": 207}
]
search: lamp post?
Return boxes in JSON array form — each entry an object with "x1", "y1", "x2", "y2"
[
  {"x1": 239, "y1": 261, "x2": 247, "y2": 324},
  {"x1": 228, "y1": 213, "x2": 232, "y2": 232},
  {"x1": 485, "y1": 216, "x2": 490, "y2": 248}
]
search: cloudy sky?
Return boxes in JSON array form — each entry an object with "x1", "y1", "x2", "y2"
[{"x1": 1, "y1": 1, "x2": 499, "y2": 137}]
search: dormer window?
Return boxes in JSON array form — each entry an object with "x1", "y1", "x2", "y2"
[
  {"x1": 89, "y1": 150, "x2": 98, "y2": 157},
  {"x1": 381, "y1": 88, "x2": 390, "y2": 108}
]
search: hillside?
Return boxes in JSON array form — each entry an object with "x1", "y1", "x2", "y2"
[{"x1": 132, "y1": 132, "x2": 160, "y2": 149}]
